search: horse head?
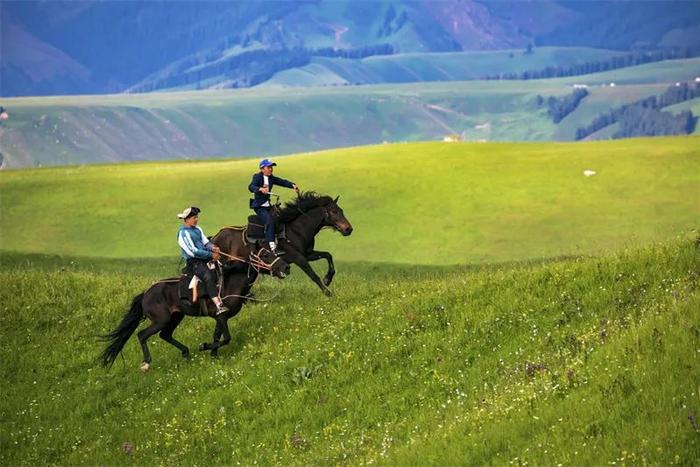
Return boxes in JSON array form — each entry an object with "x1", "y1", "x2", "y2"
[
  {"x1": 252, "y1": 247, "x2": 291, "y2": 278},
  {"x1": 324, "y1": 196, "x2": 353, "y2": 236}
]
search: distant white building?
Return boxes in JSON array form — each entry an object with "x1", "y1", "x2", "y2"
[
  {"x1": 609, "y1": 82, "x2": 616, "y2": 87},
  {"x1": 573, "y1": 84, "x2": 589, "y2": 89}
]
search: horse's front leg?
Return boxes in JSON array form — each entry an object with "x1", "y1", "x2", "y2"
[
  {"x1": 199, "y1": 320, "x2": 223, "y2": 355},
  {"x1": 286, "y1": 251, "x2": 333, "y2": 297},
  {"x1": 306, "y1": 250, "x2": 335, "y2": 286},
  {"x1": 207, "y1": 317, "x2": 232, "y2": 354}
]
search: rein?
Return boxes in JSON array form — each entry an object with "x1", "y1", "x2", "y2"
[
  {"x1": 217, "y1": 249, "x2": 279, "y2": 274},
  {"x1": 219, "y1": 276, "x2": 283, "y2": 303},
  {"x1": 218, "y1": 249, "x2": 284, "y2": 303}
]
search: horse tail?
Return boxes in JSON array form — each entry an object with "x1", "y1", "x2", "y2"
[{"x1": 99, "y1": 292, "x2": 146, "y2": 368}]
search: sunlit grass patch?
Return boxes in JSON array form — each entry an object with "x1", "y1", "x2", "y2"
[{"x1": 1, "y1": 239, "x2": 698, "y2": 464}]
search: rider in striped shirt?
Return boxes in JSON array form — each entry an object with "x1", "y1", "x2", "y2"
[{"x1": 177, "y1": 206, "x2": 228, "y2": 315}]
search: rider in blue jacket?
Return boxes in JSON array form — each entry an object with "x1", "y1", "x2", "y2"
[
  {"x1": 177, "y1": 206, "x2": 228, "y2": 314},
  {"x1": 248, "y1": 158, "x2": 299, "y2": 253}
]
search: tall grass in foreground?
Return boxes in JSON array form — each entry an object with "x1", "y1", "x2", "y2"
[{"x1": 0, "y1": 240, "x2": 698, "y2": 465}]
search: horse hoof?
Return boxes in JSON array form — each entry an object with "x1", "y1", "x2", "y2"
[
  {"x1": 182, "y1": 350, "x2": 191, "y2": 360},
  {"x1": 140, "y1": 362, "x2": 151, "y2": 373},
  {"x1": 199, "y1": 343, "x2": 209, "y2": 351},
  {"x1": 324, "y1": 289, "x2": 333, "y2": 297},
  {"x1": 323, "y1": 275, "x2": 334, "y2": 286}
]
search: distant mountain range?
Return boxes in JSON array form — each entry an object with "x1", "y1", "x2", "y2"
[{"x1": 2, "y1": 0, "x2": 700, "y2": 96}]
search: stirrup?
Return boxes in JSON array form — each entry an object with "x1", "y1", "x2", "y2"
[{"x1": 215, "y1": 303, "x2": 229, "y2": 315}]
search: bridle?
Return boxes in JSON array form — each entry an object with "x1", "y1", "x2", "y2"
[
  {"x1": 296, "y1": 203, "x2": 343, "y2": 231},
  {"x1": 217, "y1": 247, "x2": 286, "y2": 303},
  {"x1": 248, "y1": 247, "x2": 284, "y2": 274},
  {"x1": 217, "y1": 248, "x2": 282, "y2": 275}
]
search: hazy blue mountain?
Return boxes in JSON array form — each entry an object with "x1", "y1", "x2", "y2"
[{"x1": 2, "y1": 0, "x2": 699, "y2": 96}]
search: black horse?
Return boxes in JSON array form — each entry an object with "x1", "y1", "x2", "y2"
[
  {"x1": 100, "y1": 247, "x2": 290, "y2": 371},
  {"x1": 216, "y1": 192, "x2": 353, "y2": 296}
]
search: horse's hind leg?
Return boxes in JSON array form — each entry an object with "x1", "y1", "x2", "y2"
[
  {"x1": 137, "y1": 318, "x2": 168, "y2": 370},
  {"x1": 159, "y1": 313, "x2": 190, "y2": 360}
]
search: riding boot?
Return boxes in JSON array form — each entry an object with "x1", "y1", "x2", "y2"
[
  {"x1": 215, "y1": 302, "x2": 229, "y2": 315},
  {"x1": 269, "y1": 241, "x2": 285, "y2": 256}
]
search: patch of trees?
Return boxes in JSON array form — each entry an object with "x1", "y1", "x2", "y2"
[
  {"x1": 484, "y1": 48, "x2": 697, "y2": 81},
  {"x1": 378, "y1": 5, "x2": 408, "y2": 38},
  {"x1": 132, "y1": 48, "x2": 311, "y2": 92},
  {"x1": 132, "y1": 44, "x2": 394, "y2": 92},
  {"x1": 575, "y1": 82, "x2": 700, "y2": 140},
  {"x1": 314, "y1": 44, "x2": 394, "y2": 59},
  {"x1": 537, "y1": 89, "x2": 589, "y2": 123},
  {"x1": 615, "y1": 107, "x2": 695, "y2": 138}
]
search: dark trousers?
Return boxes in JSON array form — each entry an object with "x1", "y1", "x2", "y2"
[
  {"x1": 254, "y1": 207, "x2": 276, "y2": 243},
  {"x1": 186, "y1": 258, "x2": 218, "y2": 299}
]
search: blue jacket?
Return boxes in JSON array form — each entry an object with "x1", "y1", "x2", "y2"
[
  {"x1": 248, "y1": 172, "x2": 295, "y2": 208},
  {"x1": 177, "y1": 225, "x2": 213, "y2": 260}
]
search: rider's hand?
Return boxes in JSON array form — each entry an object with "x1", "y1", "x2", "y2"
[
  {"x1": 292, "y1": 184, "x2": 299, "y2": 193},
  {"x1": 260, "y1": 186, "x2": 269, "y2": 194},
  {"x1": 211, "y1": 245, "x2": 220, "y2": 253},
  {"x1": 212, "y1": 250, "x2": 221, "y2": 261}
]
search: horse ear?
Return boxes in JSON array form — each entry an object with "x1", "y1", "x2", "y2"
[{"x1": 334, "y1": 195, "x2": 339, "y2": 203}]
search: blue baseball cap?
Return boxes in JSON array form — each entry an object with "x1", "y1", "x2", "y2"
[{"x1": 259, "y1": 158, "x2": 277, "y2": 168}]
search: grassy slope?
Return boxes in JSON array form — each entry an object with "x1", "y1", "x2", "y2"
[
  {"x1": 0, "y1": 240, "x2": 697, "y2": 465},
  {"x1": 581, "y1": 96, "x2": 700, "y2": 142},
  {"x1": 262, "y1": 47, "x2": 628, "y2": 87},
  {"x1": 666, "y1": 97, "x2": 700, "y2": 135},
  {"x1": 2, "y1": 59, "x2": 699, "y2": 168},
  {"x1": 1, "y1": 138, "x2": 698, "y2": 264},
  {"x1": 552, "y1": 83, "x2": 671, "y2": 141}
]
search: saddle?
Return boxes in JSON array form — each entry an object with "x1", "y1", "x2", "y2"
[{"x1": 245, "y1": 215, "x2": 286, "y2": 244}]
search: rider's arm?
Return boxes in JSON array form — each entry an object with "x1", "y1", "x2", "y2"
[
  {"x1": 270, "y1": 175, "x2": 295, "y2": 189},
  {"x1": 197, "y1": 226, "x2": 211, "y2": 249},
  {"x1": 178, "y1": 229, "x2": 213, "y2": 260},
  {"x1": 248, "y1": 174, "x2": 265, "y2": 193}
]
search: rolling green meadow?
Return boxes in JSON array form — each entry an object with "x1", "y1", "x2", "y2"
[
  {"x1": 1, "y1": 137, "x2": 698, "y2": 264},
  {"x1": 1, "y1": 137, "x2": 699, "y2": 464},
  {"x1": 261, "y1": 47, "x2": 630, "y2": 87},
  {"x1": 2, "y1": 58, "x2": 700, "y2": 168}
]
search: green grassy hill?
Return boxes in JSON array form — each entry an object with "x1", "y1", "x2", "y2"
[
  {"x1": 260, "y1": 47, "x2": 629, "y2": 87},
  {"x1": 1, "y1": 137, "x2": 698, "y2": 464},
  {"x1": 2, "y1": 138, "x2": 699, "y2": 264},
  {"x1": 1, "y1": 239, "x2": 698, "y2": 465},
  {"x1": 2, "y1": 59, "x2": 699, "y2": 168}
]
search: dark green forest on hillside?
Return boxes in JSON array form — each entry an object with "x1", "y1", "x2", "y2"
[{"x1": 576, "y1": 82, "x2": 700, "y2": 139}]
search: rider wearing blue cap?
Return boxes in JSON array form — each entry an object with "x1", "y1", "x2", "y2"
[{"x1": 248, "y1": 158, "x2": 299, "y2": 253}]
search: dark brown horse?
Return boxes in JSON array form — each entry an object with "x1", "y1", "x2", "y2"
[
  {"x1": 100, "y1": 246, "x2": 289, "y2": 371},
  {"x1": 217, "y1": 192, "x2": 353, "y2": 296}
]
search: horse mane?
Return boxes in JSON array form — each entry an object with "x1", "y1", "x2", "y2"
[{"x1": 278, "y1": 191, "x2": 334, "y2": 223}]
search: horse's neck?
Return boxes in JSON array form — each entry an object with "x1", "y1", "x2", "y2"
[
  {"x1": 286, "y1": 207, "x2": 325, "y2": 238},
  {"x1": 222, "y1": 269, "x2": 253, "y2": 295}
]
